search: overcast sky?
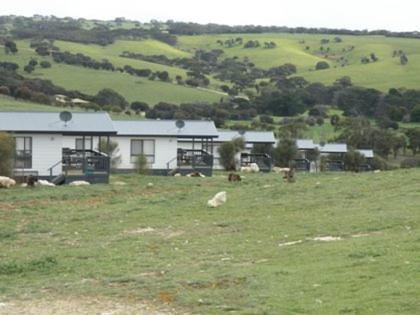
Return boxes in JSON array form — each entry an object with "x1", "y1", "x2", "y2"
[{"x1": 2, "y1": 0, "x2": 419, "y2": 32}]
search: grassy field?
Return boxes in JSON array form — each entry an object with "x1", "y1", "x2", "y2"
[
  {"x1": 0, "y1": 170, "x2": 419, "y2": 314},
  {"x1": 177, "y1": 33, "x2": 420, "y2": 91},
  {"x1": 0, "y1": 40, "x2": 222, "y2": 105}
]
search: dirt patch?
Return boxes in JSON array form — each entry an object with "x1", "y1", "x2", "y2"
[{"x1": 0, "y1": 296, "x2": 175, "y2": 315}]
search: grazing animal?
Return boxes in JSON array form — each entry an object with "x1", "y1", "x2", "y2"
[
  {"x1": 0, "y1": 176, "x2": 16, "y2": 189},
  {"x1": 37, "y1": 180, "x2": 55, "y2": 187},
  {"x1": 207, "y1": 191, "x2": 227, "y2": 208},
  {"x1": 69, "y1": 180, "x2": 90, "y2": 186},
  {"x1": 186, "y1": 172, "x2": 206, "y2": 178},
  {"x1": 283, "y1": 168, "x2": 295, "y2": 183},
  {"x1": 26, "y1": 175, "x2": 38, "y2": 187},
  {"x1": 240, "y1": 163, "x2": 260, "y2": 173},
  {"x1": 228, "y1": 173, "x2": 241, "y2": 182}
]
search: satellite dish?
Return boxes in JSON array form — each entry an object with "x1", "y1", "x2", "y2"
[
  {"x1": 175, "y1": 119, "x2": 185, "y2": 129},
  {"x1": 238, "y1": 129, "x2": 246, "y2": 136},
  {"x1": 59, "y1": 111, "x2": 72, "y2": 125}
]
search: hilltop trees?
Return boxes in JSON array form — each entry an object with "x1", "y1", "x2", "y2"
[
  {"x1": 4, "y1": 39, "x2": 18, "y2": 54},
  {"x1": 95, "y1": 88, "x2": 128, "y2": 109},
  {"x1": 315, "y1": 61, "x2": 330, "y2": 70}
]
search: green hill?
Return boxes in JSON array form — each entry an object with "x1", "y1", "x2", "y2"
[
  {"x1": 0, "y1": 40, "x2": 223, "y2": 105},
  {"x1": 177, "y1": 33, "x2": 420, "y2": 90}
]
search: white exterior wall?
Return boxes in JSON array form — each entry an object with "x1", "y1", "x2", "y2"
[
  {"x1": 112, "y1": 136, "x2": 177, "y2": 170},
  {"x1": 14, "y1": 134, "x2": 63, "y2": 177}
]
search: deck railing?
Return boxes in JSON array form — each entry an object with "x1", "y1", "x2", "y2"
[{"x1": 172, "y1": 149, "x2": 213, "y2": 169}]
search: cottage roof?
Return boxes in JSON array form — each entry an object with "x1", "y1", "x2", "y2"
[
  {"x1": 113, "y1": 119, "x2": 218, "y2": 138},
  {"x1": 0, "y1": 112, "x2": 116, "y2": 135}
]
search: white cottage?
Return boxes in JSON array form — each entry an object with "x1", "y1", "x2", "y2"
[
  {"x1": 111, "y1": 119, "x2": 219, "y2": 176},
  {"x1": 0, "y1": 111, "x2": 116, "y2": 183},
  {"x1": 179, "y1": 130, "x2": 276, "y2": 171}
]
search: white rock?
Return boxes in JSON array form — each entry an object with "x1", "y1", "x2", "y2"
[{"x1": 37, "y1": 179, "x2": 55, "y2": 187}]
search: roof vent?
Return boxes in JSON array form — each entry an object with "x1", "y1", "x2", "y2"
[{"x1": 59, "y1": 111, "x2": 72, "y2": 126}]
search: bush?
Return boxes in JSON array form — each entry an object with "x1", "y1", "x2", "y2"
[
  {"x1": 400, "y1": 158, "x2": 420, "y2": 169},
  {"x1": 315, "y1": 61, "x2": 330, "y2": 70},
  {"x1": 130, "y1": 101, "x2": 149, "y2": 112},
  {"x1": 371, "y1": 155, "x2": 391, "y2": 171},
  {"x1": 0, "y1": 86, "x2": 10, "y2": 96},
  {"x1": 410, "y1": 104, "x2": 420, "y2": 122},
  {"x1": 273, "y1": 138, "x2": 298, "y2": 167},
  {"x1": 40, "y1": 61, "x2": 52, "y2": 68},
  {"x1": 218, "y1": 138, "x2": 245, "y2": 171},
  {"x1": 135, "y1": 154, "x2": 149, "y2": 175},
  {"x1": 0, "y1": 132, "x2": 15, "y2": 177},
  {"x1": 98, "y1": 139, "x2": 121, "y2": 169},
  {"x1": 260, "y1": 115, "x2": 274, "y2": 124},
  {"x1": 343, "y1": 150, "x2": 366, "y2": 171}
]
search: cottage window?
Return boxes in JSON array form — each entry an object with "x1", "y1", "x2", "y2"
[
  {"x1": 15, "y1": 137, "x2": 32, "y2": 169},
  {"x1": 75, "y1": 137, "x2": 93, "y2": 150},
  {"x1": 131, "y1": 139, "x2": 155, "y2": 164}
]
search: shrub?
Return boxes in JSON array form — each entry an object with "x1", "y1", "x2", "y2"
[
  {"x1": 260, "y1": 115, "x2": 274, "y2": 124},
  {"x1": 40, "y1": 61, "x2": 52, "y2": 68},
  {"x1": 315, "y1": 61, "x2": 330, "y2": 70},
  {"x1": 0, "y1": 86, "x2": 10, "y2": 95},
  {"x1": 371, "y1": 155, "x2": 391, "y2": 171},
  {"x1": 0, "y1": 132, "x2": 15, "y2": 177},
  {"x1": 273, "y1": 138, "x2": 298, "y2": 167},
  {"x1": 218, "y1": 138, "x2": 245, "y2": 171},
  {"x1": 343, "y1": 150, "x2": 366, "y2": 172},
  {"x1": 135, "y1": 154, "x2": 149, "y2": 175},
  {"x1": 400, "y1": 158, "x2": 420, "y2": 169},
  {"x1": 98, "y1": 139, "x2": 121, "y2": 169},
  {"x1": 411, "y1": 104, "x2": 420, "y2": 122}
]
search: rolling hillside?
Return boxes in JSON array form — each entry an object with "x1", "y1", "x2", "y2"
[
  {"x1": 177, "y1": 33, "x2": 420, "y2": 90},
  {"x1": 0, "y1": 40, "x2": 223, "y2": 105}
]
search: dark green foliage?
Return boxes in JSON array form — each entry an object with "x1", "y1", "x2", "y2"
[
  {"x1": 98, "y1": 139, "x2": 121, "y2": 169},
  {"x1": 23, "y1": 64, "x2": 35, "y2": 73},
  {"x1": 410, "y1": 104, "x2": 420, "y2": 122},
  {"x1": 371, "y1": 155, "x2": 391, "y2": 170},
  {"x1": 400, "y1": 53, "x2": 408, "y2": 65},
  {"x1": 39, "y1": 61, "x2": 52, "y2": 68},
  {"x1": 4, "y1": 39, "x2": 18, "y2": 54},
  {"x1": 130, "y1": 101, "x2": 149, "y2": 112},
  {"x1": 218, "y1": 138, "x2": 245, "y2": 171},
  {"x1": 0, "y1": 256, "x2": 57, "y2": 275},
  {"x1": 273, "y1": 138, "x2": 298, "y2": 167},
  {"x1": 0, "y1": 132, "x2": 15, "y2": 177},
  {"x1": 315, "y1": 61, "x2": 330, "y2": 70},
  {"x1": 135, "y1": 154, "x2": 149, "y2": 175},
  {"x1": 344, "y1": 150, "x2": 366, "y2": 171},
  {"x1": 95, "y1": 88, "x2": 128, "y2": 109},
  {"x1": 405, "y1": 128, "x2": 420, "y2": 155},
  {"x1": 400, "y1": 158, "x2": 420, "y2": 168},
  {"x1": 259, "y1": 115, "x2": 274, "y2": 124}
]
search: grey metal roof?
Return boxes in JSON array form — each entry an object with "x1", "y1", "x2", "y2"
[
  {"x1": 0, "y1": 112, "x2": 116, "y2": 134},
  {"x1": 214, "y1": 130, "x2": 276, "y2": 143},
  {"x1": 317, "y1": 143, "x2": 348, "y2": 153},
  {"x1": 357, "y1": 149, "x2": 374, "y2": 158},
  {"x1": 296, "y1": 139, "x2": 316, "y2": 150},
  {"x1": 113, "y1": 120, "x2": 219, "y2": 138}
]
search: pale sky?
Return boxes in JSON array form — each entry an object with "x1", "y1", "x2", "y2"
[{"x1": 2, "y1": 0, "x2": 419, "y2": 32}]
